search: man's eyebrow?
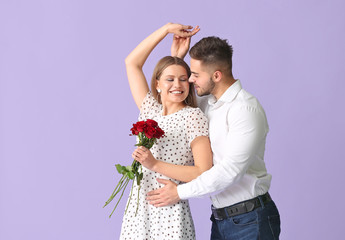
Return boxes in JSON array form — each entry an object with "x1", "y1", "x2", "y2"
[{"x1": 191, "y1": 71, "x2": 199, "y2": 75}]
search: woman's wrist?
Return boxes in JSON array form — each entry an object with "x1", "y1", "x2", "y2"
[
  {"x1": 163, "y1": 22, "x2": 173, "y2": 35},
  {"x1": 150, "y1": 159, "x2": 160, "y2": 172}
]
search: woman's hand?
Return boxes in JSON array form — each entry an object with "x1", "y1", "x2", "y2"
[
  {"x1": 171, "y1": 35, "x2": 191, "y2": 59},
  {"x1": 165, "y1": 23, "x2": 200, "y2": 38},
  {"x1": 132, "y1": 146, "x2": 157, "y2": 171}
]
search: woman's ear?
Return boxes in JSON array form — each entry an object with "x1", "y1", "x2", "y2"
[{"x1": 156, "y1": 80, "x2": 161, "y2": 93}]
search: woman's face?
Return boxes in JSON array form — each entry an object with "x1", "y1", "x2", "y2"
[{"x1": 157, "y1": 64, "x2": 190, "y2": 105}]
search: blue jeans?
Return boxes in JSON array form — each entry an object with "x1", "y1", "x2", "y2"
[{"x1": 210, "y1": 200, "x2": 281, "y2": 240}]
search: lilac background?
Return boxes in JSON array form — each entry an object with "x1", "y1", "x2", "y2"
[{"x1": 1, "y1": 0, "x2": 344, "y2": 239}]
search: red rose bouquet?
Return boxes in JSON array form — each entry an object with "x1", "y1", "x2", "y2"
[{"x1": 103, "y1": 119, "x2": 165, "y2": 218}]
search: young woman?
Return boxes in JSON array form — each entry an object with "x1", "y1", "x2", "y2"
[{"x1": 120, "y1": 23, "x2": 213, "y2": 240}]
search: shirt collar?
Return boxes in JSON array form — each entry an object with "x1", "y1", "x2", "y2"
[{"x1": 208, "y1": 80, "x2": 242, "y2": 105}]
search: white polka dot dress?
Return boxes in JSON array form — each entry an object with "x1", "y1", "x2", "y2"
[{"x1": 120, "y1": 92, "x2": 209, "y2": 240}]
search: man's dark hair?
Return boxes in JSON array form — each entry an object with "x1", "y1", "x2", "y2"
[{"x1": 189, "y1": 36, "x2": 233, "y2": 77}]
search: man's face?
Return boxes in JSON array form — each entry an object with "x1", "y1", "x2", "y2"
[{"x1": 189, "y1": 59, "x2": 215, "y2": 97}]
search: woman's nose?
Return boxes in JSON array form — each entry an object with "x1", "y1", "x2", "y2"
[{"x1": 173, "y1": 79, "x2": 181, "y2": 87}]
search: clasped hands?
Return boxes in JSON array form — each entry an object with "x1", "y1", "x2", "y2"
[
  {"x1": 165, "y1": 23, "x2": 200, "y2": 59},
  {"x1": 132, "y1": 146, "x2": 181, "y2": 207}
]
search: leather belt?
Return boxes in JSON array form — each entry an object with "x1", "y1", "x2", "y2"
[{"x1": 211, "y1": 192, "x2": 272, "y2": 220}]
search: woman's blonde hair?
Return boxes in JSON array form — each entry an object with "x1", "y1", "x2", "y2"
[{"x1": 150, "y1": 56, "x2": 197, "y2": 108}]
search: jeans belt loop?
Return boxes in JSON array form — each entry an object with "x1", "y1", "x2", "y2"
[{"x1": 258, "y1": 194, "x2": 265, "y2": 208}]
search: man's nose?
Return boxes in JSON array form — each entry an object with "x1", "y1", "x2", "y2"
[{"x1": 188, "y1": 76, "x2": 194, "y2": 83}]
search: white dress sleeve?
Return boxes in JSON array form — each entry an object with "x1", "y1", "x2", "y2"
[
  {"x1": 185, "y1": 108, "x2": 209, "y2": 146},
  {"x1": 138, "y1": 92, "x2": 162, "y2": 120}
]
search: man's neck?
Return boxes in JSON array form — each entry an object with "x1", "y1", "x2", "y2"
[{"x1": 212, "y1": 77, "x2": 236, "y2": 100}]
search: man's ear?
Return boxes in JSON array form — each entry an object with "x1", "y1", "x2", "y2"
[{"x1": 213, "y1": 70, "x2": 223, "y2": 83}]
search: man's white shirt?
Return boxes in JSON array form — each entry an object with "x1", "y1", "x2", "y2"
[{"x1": 177, "y1": 80, "x2": 272, "y2": 208}]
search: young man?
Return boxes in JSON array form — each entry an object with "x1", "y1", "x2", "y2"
[{"x1": 147, "y1": 36, "x2": 281, "y2": 239}]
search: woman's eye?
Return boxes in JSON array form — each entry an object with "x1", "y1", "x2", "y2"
[{"x1": 180, "y1": 78, "x2": 187, "y2": 81}]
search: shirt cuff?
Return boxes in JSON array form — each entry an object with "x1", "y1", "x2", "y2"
[{"x1": 177, "y1": 183, "x2": 191, "y2": 200}]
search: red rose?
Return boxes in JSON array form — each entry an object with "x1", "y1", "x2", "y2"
[
  {"x1": 146, "y1": 119, "x2": 158, "y2": 128},
  {"x1": 153, "y1": 127, "x2": 165, "y2": 139},
  {"x1": 145, "y1": 126, "x2": 156, "y2": 139},
  {"x1": 130, "y1": 119, "x2": 164, "y2": 139},
  {"x1": 130, "y1": 125, "x2": 139, "y2": 135},
  {"x1": 135, "y1": 121, "x2": 146, "y2": 132},
  {"x1": 130, "y1": 121, "x2": 146, "y2": 135}
]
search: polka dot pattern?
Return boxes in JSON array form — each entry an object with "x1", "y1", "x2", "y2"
[{"x1": 120, "y1": 92, "x2": 209, "y2": 240}]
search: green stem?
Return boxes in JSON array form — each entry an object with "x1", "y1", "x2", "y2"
[
  {"x1": 113, "y1": 176, "x2": 128, "y2": 195},
  {"x1": 135, "y1": 165, "x2": 143, "y2": 216},
  {"x1": 103, "y1": 175, "x2": 126, "y2": 207},
  {"x1": 125, "y1": 178, "x2": 135, "y2": 215},
  {"x1": 109, "y1": 177, "x2": 130, "y2": 218},
  {"x1": 130, "y1": 159, "x2": 136, "y2": 168}
]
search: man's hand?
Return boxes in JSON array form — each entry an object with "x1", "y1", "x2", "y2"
[
  {"x1": 171, "y1": 35, "x2": 191, "y2": 59},
  {"x1": 146, "y1": 178, "x2": 181, "y2": 207},
  {"x1": 166, "y1": 23, "x2": 200, "y2": 59}
]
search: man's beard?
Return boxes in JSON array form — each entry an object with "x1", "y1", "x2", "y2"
[{"x1": 196, "y1": 78, "x2": 215, "y2": 97}]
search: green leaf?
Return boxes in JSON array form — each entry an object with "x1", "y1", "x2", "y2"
[
  {"x1": 127, "y1": 171, "x2": 135, "y2": 179},
  {"x1": 126, "y1": 166, "x2": 133, "y2": 172},
  {"x1": 116, "y1": 164, "x2": 126, "y2": 174}
]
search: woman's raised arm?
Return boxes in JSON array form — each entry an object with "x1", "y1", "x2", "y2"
[{"x1": 125, "y1": 23, "x2": 200, "y2": 108}]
